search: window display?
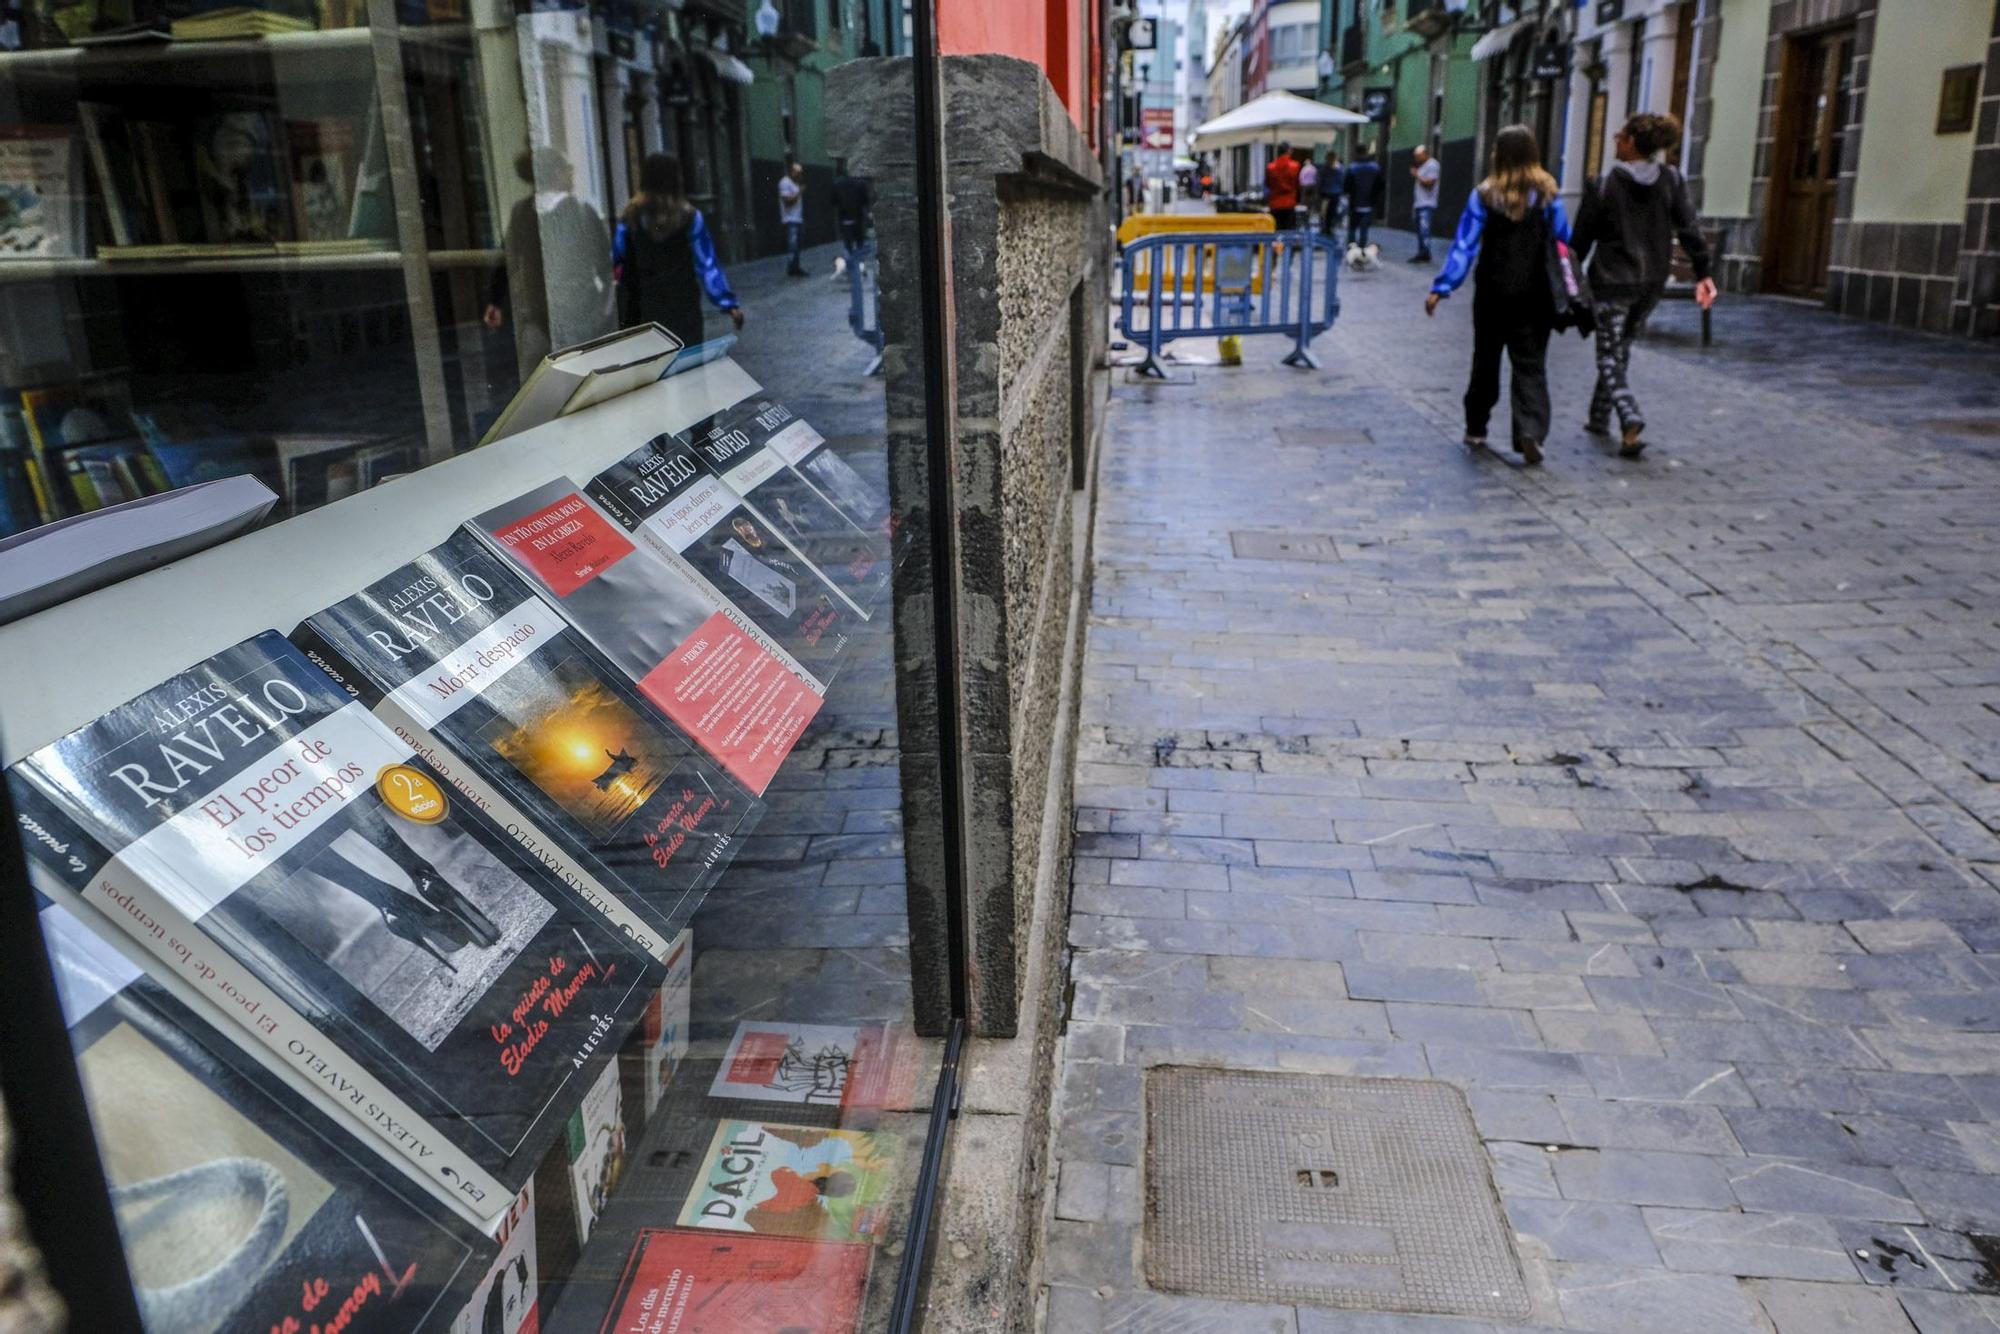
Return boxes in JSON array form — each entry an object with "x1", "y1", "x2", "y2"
[{"x1": 0, "y1": 1, "x2": 958, "y2": 1328}]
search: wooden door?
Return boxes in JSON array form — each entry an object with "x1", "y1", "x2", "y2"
[{"x1": 1766, "y1": 26, "x2": 1855, "y2": 297}]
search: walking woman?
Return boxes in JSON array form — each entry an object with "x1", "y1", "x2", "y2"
[
  {"x1": 613, "y1": 153, "x2": 745, "y2": 347},
  {"x1": 1573, "y1": 112, "x2": 1716, "y2": 457},
  {"x1": 1424, "y1": 124, "x2": 1571, "y2": 465}
]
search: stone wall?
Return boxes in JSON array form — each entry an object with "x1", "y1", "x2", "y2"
[
  {"x1": 1951, "y1": 1, "x2": 2000, "y2": 335},
  {"x1": 828, "y1": 53, "x2": 1107, "y2": 1038}
]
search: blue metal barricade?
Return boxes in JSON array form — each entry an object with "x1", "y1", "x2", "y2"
[{"x1": 1117, "y1": 230, "x2": 1341, "y2": 377}]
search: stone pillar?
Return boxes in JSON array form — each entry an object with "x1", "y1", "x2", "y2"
[
  {"x1": 828, "y1": 55, "x2": 1108, "y2": 1038},
  {"x1": 1559, "y1": 37, "x2": 1598, "y2": 208},
  {"x1": 1951, "y1": 0, "x2": 2000, "y2": 335},
  {"x1": 1602, "y1": 20, "x2": 1634, "y2": 132},
  {"x1": 1640, "y1": 4, "x2": 1682, "y2": 114}
]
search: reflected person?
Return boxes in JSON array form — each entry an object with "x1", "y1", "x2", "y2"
[
  {"x1": 614, "y1": 153, "x2": 745, "y2": 348},
  {"x1": 485, "y1": 147, "x2": 615, "y2": 361}
]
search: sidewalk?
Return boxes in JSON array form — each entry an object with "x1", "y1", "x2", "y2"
[{"x1": 1043, "y1": 231, "x2": 2000, "y2": 1331}]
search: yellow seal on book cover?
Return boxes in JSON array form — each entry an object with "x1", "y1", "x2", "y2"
[{"x1": 376, "y1": 765, "x2": 449, "y2": 824}]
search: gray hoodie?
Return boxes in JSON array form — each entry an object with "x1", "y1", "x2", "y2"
[{"x1": 1576, "y1": 159, "x2": 1711, "y2": 302}]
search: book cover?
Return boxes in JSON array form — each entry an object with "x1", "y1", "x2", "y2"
[
  {"x1": 563, "y1": 1061, "x2": 625, "y2": 1247},
  {"x1": 586, "y1": 435, "x2": 849, "y2": 690},
  {"x1": 40, "y1": 898, "x2": 488, "y2": 1332},
  {"x1": 472, "y1": 484, "x2": 820, "y2": 797},
  {"x1": 0, "y1": 126, "x2": 84, "y2": 258},
  {"x1": 9, "y1": 632, "x2": 657, "y2": 1220},
  {"x1": 192, "y1": 110, "x2": 286, "y2": 244},
  {"x1": 78, "y1": 103, "x2": 157, "y2": 248},
  {"x1": 685, "y1": 399, "x2": 890, "y2": 621},
  {"x1": 707, "y1": 1021, "x2": 916, "y2": 1114},
  {"x1": 639, "y1": 929, "x2": 691, "y2": 1117},
  {"x1": 297, "y1": 531, "x2": 758, "y2": 963},
  {"x1": 595, "y1": 1229, "x2": 869, "y2": 1334},
  {"x1": 675, "y1": 1122, "x2": 895, "y2": 1244},
  {"x1": 285, "y1": 117, "x2": 358, "y2": 245},
  {"x1": 450, "y1": 1184, "x2": 539, "y2": 1334}
]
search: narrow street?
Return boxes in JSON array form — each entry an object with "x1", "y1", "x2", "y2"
[{"x1": 1044, "y1": 237, "x2": 2000, "y2": 1332}]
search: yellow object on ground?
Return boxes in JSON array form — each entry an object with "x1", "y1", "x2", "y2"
[{"x1": 1218, "y1": 334, "x2": 1243, "y2": 366}]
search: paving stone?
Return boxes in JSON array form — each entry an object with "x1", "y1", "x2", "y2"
[
  {"x1": 1534, "y1": 1010, "x2": 1665, "y2": 1056},
  {"x1": 1487, "y1": 1141, "x2": 1561, "y2": 1199},
  {"x1": 1423, "y1": 1044, "x2": 1591, "y2": 1095},
  {"x1": 1577, "y1": 1054, "x2": 1756, "y2": 1105},
  {"x1": 1748, "y1": 1277, "x2": 1917, "y2": 1333},
  {"x1": 1555, "y1": 1097, "x2": 1743, "y2": 1155},
  {"x1": 1894, "y1": 1168, "x2": 2000, "y2": 1232},
  {"x1": 1644, "y1": 1207, "x2": 1860, "y2": 1281},
  {"x1": 1898, "y1": 1290, "x2": 2000, "y2": 1334},
  {"x1": 1466, "y1": 1090, "x2": 1567, "y2": 1143},
  {"x1": 1550, "y1": 1148, "x2": 1739, "y2": 1208},
  {"x1": 1385, "y1": 1002, "x2": 1540, "y2": 1047},
  {"x1": 1505, "y1": 1197, "x2": 1662, "y2": 1264},
  {"x1": 1549, "y1": 1261, "x2": 1770, "y2": 1333},
  {"x1": 1725, "y1": 1158, "x2": 1925, "y2": 1221},
  {"x1": 1341, "y1": 962, "x2": 1486, "y2": 1006}
]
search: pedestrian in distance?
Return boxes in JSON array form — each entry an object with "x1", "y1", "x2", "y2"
[
  {"x1": 1297, "y1": 148, "x2": 1319, "y2": 229},
  {"x1": 1573, "y1": 111, "x2": 1716, "y2": 457},
  {"x1": 1343, "y1": 146, "x2": 1384, "y2": 251},
  {"x1": 1424, "y1": 124, "x2": 1571, "y2": 466},
  {"x1": 614, "y1": 153, "x2": 744, "y2": 347},
  {"x1": 1265, "y1": 141, "x2": 1301, "y2": 231},
  {"x1": 1409, "y1": 144, "x2": 1441, "y2": 263},
  {"x1": 779, "y1": 162, "x2": 807, "y2": 276},
  {"x1": 1319, "y1": 149, "x2": 1343, "y2": 236}
]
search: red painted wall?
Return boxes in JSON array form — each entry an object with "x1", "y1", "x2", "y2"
[{"x1": 939, "y1": 0, "x2": 1095, "y2": 135}]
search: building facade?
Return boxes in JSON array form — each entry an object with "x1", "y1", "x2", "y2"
[{"x1": 1687, "y1": 0, "x2": 1997, "y2": 335}]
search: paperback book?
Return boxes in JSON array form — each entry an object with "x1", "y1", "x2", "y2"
[
  {"x1": 0, "y1": 126, "x2": 84, "y2": 258},
  {"x1": 296, "y1": 532, "x2": 758, "y2": 963},
  {"x1": 676, "y1": 1122, "x2": 895, "y2": 1244},
  {"x1": 707, "y1": 1021, "x2": 914, "y2": 1114},
  {"x1": 472, "y1": 483, "x2": 821, "y2": 796},
  {"x1": 684, "y1": 399, "x2": 890, "y2": 620},
  {"x1": 564, "y1": 1061, "x2": 625, "y2": 1247},
  {"x1": 8, "y1": 632, "x2": 656, "y2": 1223},
  {"x1": 585, "y1": 434, "x2": 849, "y2": 690},
  {"x1": 638, "y1": 929, "x2": 691, "y2": 1117},
  {"x1": 40, "y1": 898, "x2": 489, "y2": 1332},
  {"x1": 450, "y1": 1184, "x2": 538, "y2": 1334},
  {"x1": 595, "y1": 1229, "x2": 869, "y2": 1334}
]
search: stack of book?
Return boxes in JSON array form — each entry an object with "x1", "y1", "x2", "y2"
[{"x1": 168, "y1": 3, "x2": 314, "y2": 35}]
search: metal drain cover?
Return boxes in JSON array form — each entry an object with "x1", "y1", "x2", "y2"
[
  {"x1": 1145, "y1": 1068, "x2": 1530, "y2": 1320},
  {"x1": 1230, "y1": 531, "x2": 1343, "y2": 562}
]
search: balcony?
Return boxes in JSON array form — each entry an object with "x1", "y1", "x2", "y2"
[
  {"x1": 1403, "y1": 0, "x2": 1456, "y2": 39},
  {"x1": 752, "y1": 0, "x2": 819, "y2": 61},
  {"x1": 1340, "y1": 20, "x2": 1365, "y2": 72}
]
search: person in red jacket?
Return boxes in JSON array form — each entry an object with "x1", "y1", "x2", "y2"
[{"x1": 1265, "y1": 142, "x2": 1301, "y2": 230}]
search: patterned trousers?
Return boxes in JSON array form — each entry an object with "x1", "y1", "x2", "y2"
[{"x1": 1589, "y1": 292, "x2": 1659, "y2": 431}]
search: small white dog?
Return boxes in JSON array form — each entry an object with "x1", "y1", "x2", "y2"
[{"x1": 1344, "y1": 242, "x2": 1381, "y2": 272}]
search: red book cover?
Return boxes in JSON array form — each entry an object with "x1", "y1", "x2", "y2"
[
  {"x1": 597, "y1": 1229, "x2": 870, "y2": 1334},
  {"x1": 471, "y1": 485, "x2": 820, "y2": 795}
]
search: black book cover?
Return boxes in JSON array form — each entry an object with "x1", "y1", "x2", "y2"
[
  {"x1": 685, "y1": 398, "x2": 892, "y2": 621},
  {"x1": 8, "y1": 632, "x2": 657, "y2": 1217},
  {"x1": 294, "y1": 530, "x2": 762, "y2": 965},
  {"x1": 38, "y1": 897, "x2": 490, "y2": 1332},
  {"x1": 585, "y1": 437, "x2": 851, "y2": 685}
]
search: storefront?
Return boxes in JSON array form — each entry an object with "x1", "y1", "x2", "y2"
[{"x1": 0, "y1": 0, "x2": 976, "y2": 1329}]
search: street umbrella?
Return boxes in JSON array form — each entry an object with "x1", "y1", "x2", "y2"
[{"x1": 1189, "y1": 90, "x2": 1370, "y2": 151}]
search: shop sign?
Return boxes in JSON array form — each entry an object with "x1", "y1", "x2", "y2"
[
  {"x1": 1596, "y1": 0, "x2": 1624, "y2": 20},
  {"x1": 1531, "y1": 38, "x2": 1569, "y2": 80},
  {"x1": 1361, "y1": 85, "x2": 1393, "y2": 120}
]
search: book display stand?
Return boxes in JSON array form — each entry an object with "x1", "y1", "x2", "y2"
[{"x1": 0, "y1": 354, "x2": 941, "y2": 1333}]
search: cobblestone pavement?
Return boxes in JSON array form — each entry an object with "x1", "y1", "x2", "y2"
[{"x1": 1042, "y1": 237, "x2": 2000, "y2": 1333}]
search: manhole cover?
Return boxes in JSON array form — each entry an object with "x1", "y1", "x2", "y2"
[
  {"x1": 1145, "y1": 1069, "x2": 1530, "y2": 1320},
  {"x1": 1230, "y1": 531, "x2": 1342, "y2": 562}
]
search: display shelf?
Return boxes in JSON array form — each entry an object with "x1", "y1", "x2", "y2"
[
  {"x1": 0, "y1": 246, "x2": 499, "y2": 281},
  {"x1": 0, "y1": 353, "x2": 756, "y2": 764}
]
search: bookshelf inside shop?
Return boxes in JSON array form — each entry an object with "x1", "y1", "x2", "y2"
[
  {"x1": 0, "y1": 3, "x2": 511, "y2": 536},
  {"x1": 0, "y1": 355, "x2": 940, "y2": 1332}
]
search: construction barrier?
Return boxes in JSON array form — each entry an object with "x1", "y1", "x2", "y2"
[
  {"x1": 1117, "y1": 211, "x2": 1276, "y2": 296},
  {"x1": 1116, "y1": 229, "x2": 1340, "y2": 377}
]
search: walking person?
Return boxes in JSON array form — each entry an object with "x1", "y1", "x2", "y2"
[
  {"x1": 829, "y1": 163, "x2": 884, "y2": 363},
  {"x1": 614, "y1": 153, "x2": 744, "y2": 348},
  {"x1": 1408, "y1": 144, "x2": 1441, "y2": 263},
  {"x1": 1343, "y1": 146, "x2": 1383, "y2": 250},
  {"x1": 1573, "y1": 112, "x2": 1716, "y2": 457},
  {"x1": 1319, "y1": 149, "x2": 1343, "y2": 235},
  {"x1": 1264, "y1": 142, "x2": 1300, "y2": 231},
  {"x1": 1423, "y1": 124, "x2": 1572, "y2": 466},
  {"x1": 1297, "y1": 149, "x2": 1319, "y2": 230},
  {"x1": 779, "y1": 162, "x2": 807, "y2": 276}
]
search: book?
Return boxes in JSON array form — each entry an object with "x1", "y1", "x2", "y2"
[
  {"x1": 296, "y1": 531, "x2": 760, "y2": 964},
  {"x1": 272, "y1": 431, "x2": 367, "y2": 513},
  {"x1": 0, "y1": 126, "x2": 85, "y2": 258},
  {"x1": 585, "y1": 436, "x2": 850, "y2": 692},
  {"x1": 136, "y1": 414, "x2": 281, "y2": 493},
  {"x1": 285, "y1": 117, "x2": 359, "y2": 245},
  {"x1": 0, "y1": 474, "x2": 276, "y2": 623},
  {"x1": 595, "y1": 1229, "x2": 870, "y2": 1334},
  {"x1": 676, "y1": 1122, "x2": 895, "y2": 1244},
  {"x1": 8, "y1": 632, "x2": 658, "y2": 1223},
  {"x1": 450, "y1": 1184, "x2": 538, "y2": 1334},
  {"x1": 707, "y1": 1021, "x2": 915, "y2": 1112},
  {"x1": 170, "y1": 5, "x2": 313, "y2": 36},
  {"x1": 78, "y1": 103, "x2": 156, "y2": 248},
  {"x1": 477, "y1": 325, "x2": 683, "y2": 448},
  {"x1": 639, "y1": 928, "x2": 691, "y2": 1117},
  {"x1": 564, "y1": 1061, "x2": 625, "y2": 1247},
  {"x1": 61, "y1": 440, "x2": 152, "y2": 512},
  {"x1": 39, "y1": 898, "x2": 490, "y2": 1331},
  {"x1": 192, "y1": 110, "x2": 287, "y2": 244},
  {"x1": 472, "y1": 484, "x2": 822, "y2": 797},
  {"x1": 685, "y1": 399, "x2": 891, "y2": 620}
]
